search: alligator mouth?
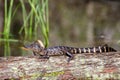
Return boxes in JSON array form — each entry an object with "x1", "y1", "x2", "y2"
[
  {"x1": 21, "y1": 47, "x2": 30, "y2": 51},
  {"x1": 21, "y1": 45, "x2": 32, "y2": 51}
]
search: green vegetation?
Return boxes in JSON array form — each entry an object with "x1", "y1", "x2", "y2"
[
  {"x1": 3, "y1": 0, "x2": 14, "y2": 56},
  {"x1": 28, "y1": 0, "x2": 49, "y2": 47},
  {"x1": 1, "y1": 0, "x2": 49, "y2": 56},
  {"x1": 19, "y1": 0, "x2": 49, "y2": 47}
]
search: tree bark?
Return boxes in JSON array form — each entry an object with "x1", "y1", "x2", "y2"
[{"x1": 0, "y1": 52, "x2": 120, "y2": 80}]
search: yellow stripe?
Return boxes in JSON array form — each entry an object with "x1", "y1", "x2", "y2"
[
  {"x1": 99, "y1": 46, "x2": 102, "y2": 53},
  {"x1": 88, "y1": 48, "x2": 91, "y2": 53},
  {"x1": 71, "y1": 50, "x2": 74, "y2": 53},
  {"x1": 79, "y1": 48, "x2": 81, "y2": 53},
  {"x1": 93, "y1": 47, "x2": 96, "y2": 53},
  {"x1": 83, "y1": 48, "x2": 86, "y2": 53},
  {"x1": 74, "y1": 48, "x2": 76, "y2": 53},
  {"x1": 104, "y1": 46, "x2": 106, "y2": 52}
]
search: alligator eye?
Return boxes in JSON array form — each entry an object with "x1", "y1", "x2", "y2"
[
  {"x1": 34, "y1": 45, "x2": 40, "y2": 49},
  {"x1": 34, "y1": 45, "x2": 39, "y2": 49}
]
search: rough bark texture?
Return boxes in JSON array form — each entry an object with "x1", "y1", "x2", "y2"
[{"x1": 0, "y1": 52, "x2": 120, "y2": 80}]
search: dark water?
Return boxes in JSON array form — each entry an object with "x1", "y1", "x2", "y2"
[{"x1": 0, "y1": 41, "x2": 25, "y2": 57}]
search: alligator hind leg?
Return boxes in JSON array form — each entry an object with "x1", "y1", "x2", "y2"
[{"x1": 65, "y1": 52, "x2": 74, "y2": 63}]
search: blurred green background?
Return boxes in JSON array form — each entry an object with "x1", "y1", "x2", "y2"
[{"x1": 0, "y1": 0, "x2": 120, "y2": 56}]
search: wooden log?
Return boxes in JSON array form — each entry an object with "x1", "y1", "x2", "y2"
[{"x1": 0, "y1": 52, "x2": 120, "y2": 80}]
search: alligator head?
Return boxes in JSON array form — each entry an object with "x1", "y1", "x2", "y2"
[{"x1": 22, "y1": 40, "x2": 45, "y2": 54}]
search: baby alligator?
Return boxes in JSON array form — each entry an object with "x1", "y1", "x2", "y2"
[{"x1": 22, "y1": 40, "x2": 117, "y2": 62}]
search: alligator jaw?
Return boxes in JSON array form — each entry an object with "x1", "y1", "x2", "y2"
[{"x1": 21, "y1": 45, "x2": 32, "y2": 51}]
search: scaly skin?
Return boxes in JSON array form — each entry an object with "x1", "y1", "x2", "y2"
[{"x1": 22, "y1": 40, "x2": 117, "y2": 63}]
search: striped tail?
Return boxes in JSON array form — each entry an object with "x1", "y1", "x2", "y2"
[
  {"x1": 100, "y1": 44, "x2": 117, "y2": 52},
  {"x1": 73, "y1": 44, "x2": 117, "y2": 54}
]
